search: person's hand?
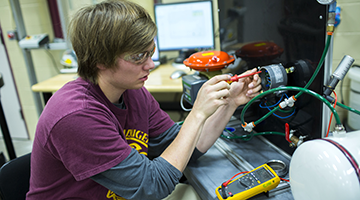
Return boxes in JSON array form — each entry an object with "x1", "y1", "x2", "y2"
[
  {"x1": 228, "y1": 68, "x2": 262, "y2": 106},
  {"x1": 191, "y1": 74, "x2": 231, "y2": 119}
]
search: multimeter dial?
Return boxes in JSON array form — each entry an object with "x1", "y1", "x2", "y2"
[
  {"x1": 239, "y1": 174, "x2": 256, "y2": 188},
  {"x1": 317, "y1": 0, "x2": 335, "y2": 5}
]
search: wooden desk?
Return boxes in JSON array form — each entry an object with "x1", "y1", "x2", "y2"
[
  {"x1": 31, "y1": 73, "x2": 78, "y2": 93},
  {"x1": 145, "y1": 63, "x2": 192, "y2": 93},
  {"x1": 31, "y1": 63, "x2": 193, "y2": 104}
]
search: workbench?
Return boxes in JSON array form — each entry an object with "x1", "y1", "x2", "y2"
[{"x1": 184, "y1": 118, "x2": 294, "y2": 200}]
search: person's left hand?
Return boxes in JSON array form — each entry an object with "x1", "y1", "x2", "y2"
[{"x1": 227, "y1": 68, "x2": 262, "y2": 106}]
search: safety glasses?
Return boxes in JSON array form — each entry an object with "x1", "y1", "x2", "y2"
[{"x1": 123, "y1": 45, "x2": 156, "y2": 65}]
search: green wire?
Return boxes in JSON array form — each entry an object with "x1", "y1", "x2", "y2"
[
  {"x1": 337, "y1": 102, "x2": 360, "y2": 116},
  {"x1": 241, "y1": 35, "x2": 333, "y2": 127}
]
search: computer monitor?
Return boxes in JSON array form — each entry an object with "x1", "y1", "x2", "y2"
[{"x1": 154, "y1": 1, "x2": 215, "y2": 66}]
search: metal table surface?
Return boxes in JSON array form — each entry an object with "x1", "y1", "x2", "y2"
[{"x1": 184, "y1": 121, "x2": 294, "y2": 200}]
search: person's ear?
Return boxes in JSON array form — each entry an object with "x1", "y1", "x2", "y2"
[{"x1": 96, "y1": 63, "x2": 106, "y2": 70}]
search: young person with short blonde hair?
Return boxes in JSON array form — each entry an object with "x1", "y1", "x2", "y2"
[{"x1": 26, "y1": 1, "x2": 261, "y2": 199}]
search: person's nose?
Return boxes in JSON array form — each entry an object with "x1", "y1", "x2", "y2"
[{"x1": 144, "y1": 57, "x2": 155, "y2": 71}]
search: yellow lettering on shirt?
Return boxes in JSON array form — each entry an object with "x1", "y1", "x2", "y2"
[
  {"x1": 107, "y1": 129, "x2": 150, "y2": 199},
  {"x1": 124, "y1": 129, "x2": 149, "y2": 155},
  {"x1": 125, "y1": 129, "x2": 148, "y2": 142},
  {"x1": 106, "y1": 190, "x2": 127, "y2": 200},
  {"x1": 127, "y1": 138, "x2": 147, "y2": 148},
  {"x1": 124, "y1": 129, "x2": 148, "y2": 143}
]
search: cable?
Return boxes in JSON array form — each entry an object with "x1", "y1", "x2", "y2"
[
  {"x1": 222, "y1": 171, "x2": 249, "y2": 187},
  {"x1": 260, "y1": 94, "x2": 296, "y2": 119},
  {"x1": 222, "y1": 170, "x2": 290, "y2": 187},
  {"x1": 259, "y1": 94, "x2": 284, "y2": 108},
  {"x1": 180, "y1": 93, "x2": 192, "y2": 112},
  {"x1": 326, "y1": 90, "x2": 338, "y2": 137},
  {"x1": 280, "y1": 177, "x2": 290, "y2": 182},
  {"x1": 269, "y1": 108, "x2": 295, "y2": 119}
]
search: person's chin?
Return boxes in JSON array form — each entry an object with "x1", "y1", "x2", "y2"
[{"x1": 131, "y1": 82, "x2": 145, "y2": 89}]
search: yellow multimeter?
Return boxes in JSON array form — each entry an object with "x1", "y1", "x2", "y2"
[{"x1": 215, "y1": 164, "x2": 280, "y2": 200}]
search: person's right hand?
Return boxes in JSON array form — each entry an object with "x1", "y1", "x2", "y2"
[{"x1": 191, "y1": 74, "x2": 231, "y2": 119}]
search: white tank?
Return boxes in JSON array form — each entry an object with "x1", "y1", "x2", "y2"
[{"x1": 289, "y1": 130, "x2": 360, "y2": 200}]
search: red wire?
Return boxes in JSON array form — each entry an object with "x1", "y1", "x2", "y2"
[
  {"x1": 223, "y1": 171, "x2": 290, "y2": 187},
  {"x1": 326, "y1": 90, "x2": 338, "y2": 137},
  {"x1": 223, "y1": 171, "x2": 249, "y2": 186},
  {"x1": 280, "y1": 177, "x2": 290, "y2": 182}
]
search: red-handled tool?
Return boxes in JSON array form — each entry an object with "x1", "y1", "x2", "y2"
[{"x1": 227, "y1": 71, "x2": 261, "y2": 83}]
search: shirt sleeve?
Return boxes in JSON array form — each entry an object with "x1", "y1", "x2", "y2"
[
  {"x1": 148, "y1": 123, "x2": 205, "y2": 163},
  {"x1": 91, "y1": 148, "x2": 183, "y2": 200},
  {"x1": 46, "y1": 109, "x2": 132, "y2": 181}
]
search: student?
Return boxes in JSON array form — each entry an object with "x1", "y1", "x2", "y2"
[{"x1": 26, "y1": 0, "x2": 261, "y2": 199}]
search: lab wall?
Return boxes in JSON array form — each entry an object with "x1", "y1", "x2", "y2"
[
  {"x1": 0, "y1": 0, "x2": 359, "y2": 140},
  {"x1": 331, "y1": 0, "x2": 360, "y2": 130},
  {"x1": 1, "y1": 0, "x2": 58, "y2": 141},
  {"x1": 0, "y1": 0, "x2": 154, "y2": 140}
]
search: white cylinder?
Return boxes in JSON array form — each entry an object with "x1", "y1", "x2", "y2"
[
  {"x1": 290, "y1": 130, "x2": 360, "y2": 200},
  {"x1": 347, "y1": 67, "x2": 360, "y2": 130}
]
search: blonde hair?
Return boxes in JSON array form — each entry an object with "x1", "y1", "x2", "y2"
[{"x1": 68, "y1": 0, "x2": 157, "y2": 84}]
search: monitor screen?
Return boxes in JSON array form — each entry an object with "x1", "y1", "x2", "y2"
[{"x1": 154, "y1": 1, "x2": 215, "y2": 51}]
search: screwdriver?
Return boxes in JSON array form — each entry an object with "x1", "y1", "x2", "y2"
[{"x1": 227, "y1": 71, "x2": 262, "y2": 83}]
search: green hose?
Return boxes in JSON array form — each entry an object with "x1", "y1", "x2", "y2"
[
  {"x1": 256, "y1": 107, "x2": 281, "y2": 124},
  {"x1": 337, "y1": 102, "x2": 360, "y2": 116},
  {"x1": 241, "y1": 86, "x2": 341, "y2": 126},
  {"x1": 295, "y1": 35, "x2": 332, "y2": 98}
]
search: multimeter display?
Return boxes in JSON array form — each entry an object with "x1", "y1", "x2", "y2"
[
  {"x1": 215, "y1": 164, "x2": 280, "y2": 200},
  {"x1": 253, "y1": 167, "x2": 273, "y2": 182}
]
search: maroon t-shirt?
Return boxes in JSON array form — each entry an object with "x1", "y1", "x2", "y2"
[{"x1": 26, "y1": 77, "x2": 174, "y2": 199}]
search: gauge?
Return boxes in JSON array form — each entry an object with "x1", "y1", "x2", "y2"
[{"x1": 317, "y1": 0, "x2": 335, "y2": 5}]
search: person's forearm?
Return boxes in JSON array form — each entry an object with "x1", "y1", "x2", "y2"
[
  {"x1": 160, "y1": 111, "x2": 206, "y2": 172},
  {"x1": 196, "y1": 103, "x2": 238, "y2": 153}
]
